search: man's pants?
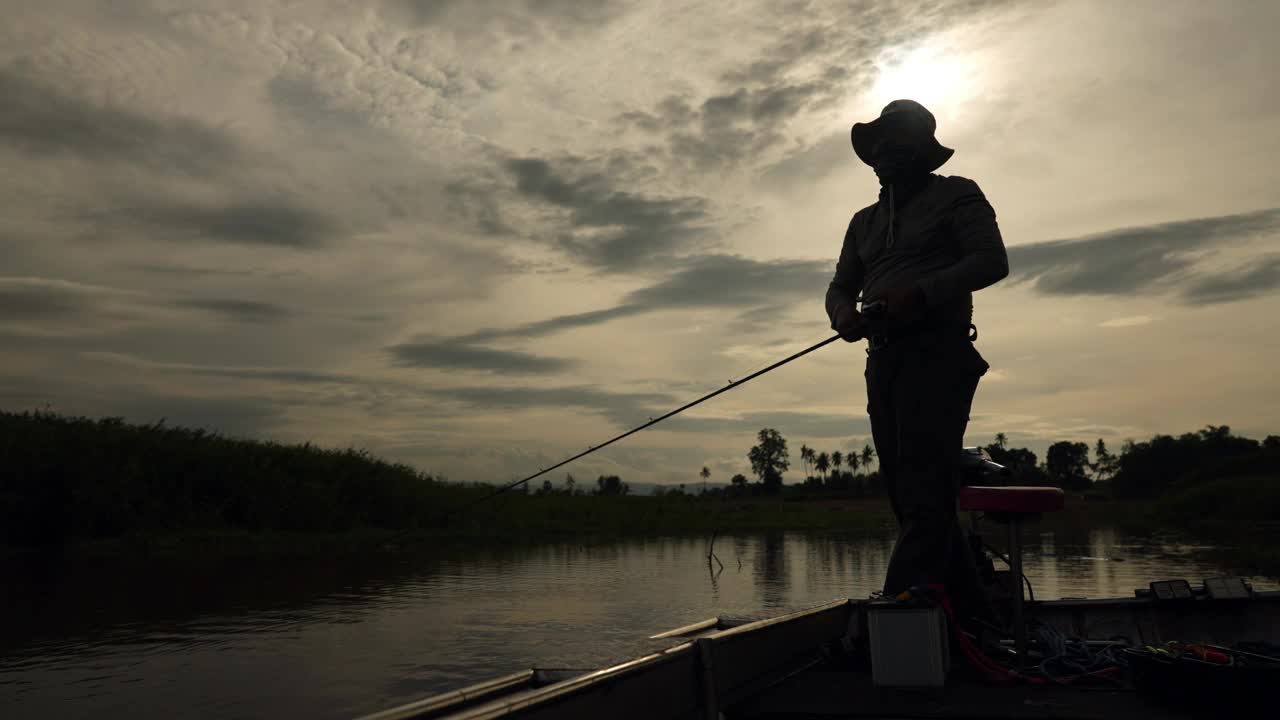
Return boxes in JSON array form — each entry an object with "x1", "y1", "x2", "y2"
[{"x1": 865, "y1": 335, "x2": 990, "y2": 617}]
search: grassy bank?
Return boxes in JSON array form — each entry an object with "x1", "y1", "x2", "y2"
[
  {"x1": 1149, "y1": 475, "x2": 1280, "y2": 576},
  {"x1": 1, "y1": 410, "x2": 464, "y2": 546},
  {"x1": 0, "y1": 410, "x2": 899, "y2": 557}
]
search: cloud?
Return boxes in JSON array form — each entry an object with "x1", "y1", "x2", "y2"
[
  {"x1": 758, "y1": 130, "x2": 853, "y2": 190},
  {"x1": 1006, "y1": 207, "x2": 1280, "y2": 298},
  {"x1": 0, "y1": 277, "x2": 143, "y2": 334},
  {"x1": 432, "y1": 204, "x2": 1280, "y2": 375},
  {"x1": 658, "y1": 83, "x2": 835, "y2": 172},
  {"x1": 123, "y1": 262, "x2": 300, "y2": 280},
  {"x1": 503, "y1": 155, "x2": 713, "y2": 271},
  {"x1": 267, "y1": 73, "x2": 384, "y2": 134},
  {"x1": 449, "y1": 254, "x2": 829, "y2": 345},
  {"x1": 387, "y1": 340, "x2": 575, "y2": 374},
  {"x1": 107, "y1": 393, "x2": 285, "y2": 438},
  {"x1": 83, "y1": 351, "x2": 365, "y2": 386},
  {"x1": 98, "y1": 200, "x2": 336, "y2": 248},
  {"x1": 719, "y1": 26, "x2": 842, "y2": 87},
  {"x1": 457, "y1": 305, "x2": 647, "y2": 344},
  {"x1": 425, "y1": 381, "x2": 868, "y2": 439},
  {"x1": 622, "y1": 254, "x2": 827, "y2": 309},
  {"x1": 388, "y1": 0, "x2": 629, "y2": 36},
  {"x1": 0, "y1": 68, "x2": 239, "y2": 175},
  {"x1": 429, "y1": 383, "x2": 675, "y2": 430},
  {"x1": 662, "y1": 410, "x2": 872, "y2": 438},
  {"x1": 175, "y1": 298, "x2": 294, "y2": 324},
  {"x1": 726, "y1": 305, "x2": 796, "y2": 335},
  {"x1": 432, "y1": 383, "x2": 671, "y2": 411},
  {"x1": 1183, "y1": 255, "x2": 1280, "y2": 305},
  {"x1": 0, "y1": 277, "x2": 99, "y2": 318},
  {"x1": 1098, "y1": 315, "x2": 1155, "y2": 328},
  {"x1": 0, "y1": 372, "x2": 285, "y2": 439}
]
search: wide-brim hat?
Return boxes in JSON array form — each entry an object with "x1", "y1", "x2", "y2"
[{"x1": 851, "y1": 99, "x2": 955, "y2": 173}]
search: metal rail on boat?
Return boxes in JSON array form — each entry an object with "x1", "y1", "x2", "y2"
[
  {"x1": 359, "y1": 587, "x2": 1280, "y2": 720},
  {"x1": 356, "y1": 599, "x2": 852, "y2": 720}
]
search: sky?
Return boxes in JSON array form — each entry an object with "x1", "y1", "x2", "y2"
[{"x1": 2, "y1": 0, "x2": 1278, "y2": 488}]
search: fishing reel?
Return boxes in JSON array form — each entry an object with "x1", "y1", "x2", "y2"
[{"x1": 858, "y1": 299, "x2": 888, "y2": 337}]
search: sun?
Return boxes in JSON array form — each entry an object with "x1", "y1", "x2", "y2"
[{"x1": 870, "y1": 45, "x2": 977, "y2": 121}]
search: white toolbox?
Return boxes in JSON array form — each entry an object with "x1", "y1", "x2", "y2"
[{"x1": 866, "y1": 601, "x2": 951, "y2": 687}]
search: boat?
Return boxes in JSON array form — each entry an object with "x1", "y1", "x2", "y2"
[{"x1": 357, "y1": 579, "x2": 1280, "y2": 720}]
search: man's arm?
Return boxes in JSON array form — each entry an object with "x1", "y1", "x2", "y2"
[
  {"x1": 915, "y1": 178, "x2": 1009, "y2": 308},
  {"x1": 825, "y1": 217, "x2": 864, "y2": 326}
]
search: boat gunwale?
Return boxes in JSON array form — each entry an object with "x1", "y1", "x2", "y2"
[
  {"x1": 355, "y1": 670, "x2": 537, "y2": 720},
  {"x1": 699, "y1": 598, "x2": 851, "y2": 643},
  {"x1": 648, "y1": 616, "x2": 720, "y2": 639},
  {"x1": 366, "y1": 641, "x2": 698, "y2": 720},
  {"x1": 357, "y1": 590, "x2": 1280, "y2": 719}
]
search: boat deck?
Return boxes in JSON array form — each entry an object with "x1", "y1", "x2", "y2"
[
  {"x1": 733, "y1": 667, "x2": 1187, "y2": 719},
  {"x1": 728, "y1": 593, "x2": 1278, "y2": 719}
]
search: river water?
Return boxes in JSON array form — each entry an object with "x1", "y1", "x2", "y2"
[{"x1": 2, "y1": 527, "x2": 1274, "y2": 719}]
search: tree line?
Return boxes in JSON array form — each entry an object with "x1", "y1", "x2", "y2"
[
  {"x1": 559, "y1": 425, "x2": 1280, "y2": 501},
  {"x1": 988, "y1": 425, "x2": 1280, "y2": 498},
  {"x1": 533, "y1": 474, "x2": 629, "y2": 496}
]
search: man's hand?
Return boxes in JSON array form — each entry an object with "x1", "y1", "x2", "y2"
[
  {"x1": 884, "y1": 283, "x2": 926, "y2": 328},
  {"x1": 832, "y1": 303, "x2": 866, "y2": 342}
]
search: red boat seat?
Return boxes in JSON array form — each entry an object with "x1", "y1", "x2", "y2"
[{"x1": 959, "y1": 485, "x2": 1065, "y2": 514}]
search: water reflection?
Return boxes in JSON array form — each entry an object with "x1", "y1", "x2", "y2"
[
  {"x1": 756, "y1": 532, "x2": 788, "y2": 609},
  {"x1": 1, "y1": 528, "x2": 1274, "y2": 720}
]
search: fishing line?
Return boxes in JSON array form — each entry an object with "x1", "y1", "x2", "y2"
[{"x1": 447, "y1": 331, "x2": 850, "y2": 519}]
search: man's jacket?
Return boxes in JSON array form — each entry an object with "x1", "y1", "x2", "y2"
[{"x1": 825, "y1": 173, "x2": 1009, "y2": 334}]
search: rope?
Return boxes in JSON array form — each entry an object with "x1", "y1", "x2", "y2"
[
  {"x1": 1032, "y1": 620, "x2": 1128, "y2": 685},
  {"x1": 910, "y1": 585, "x2": 1132, "y2": 687}
]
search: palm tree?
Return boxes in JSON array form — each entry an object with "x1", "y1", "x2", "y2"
[
  {"x1": 860, "y1": 444, "x2": 876, "y2": 471},
  {"x1": 847, "y1": 452, "x2": 859, "y2": 475},
  {"x1": 815, "y1": 452, "x2": 830, "y2": 483},
  {"x1": 700, "y1": 466, "x2": 710, "y2": 494},
  {"x1": 831, "y1": 451, "x2": 843, "y2": 480},
  {"x1": 800, "y1": 444, "x2": 812, "y2": 480},
  {"x1": 995, "y1": 432, "x2": 1008, "y2": 449}
]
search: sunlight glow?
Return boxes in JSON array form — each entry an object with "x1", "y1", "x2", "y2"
[{"x1": 871, "y1": 45, "x2": 978, "y2": 122}]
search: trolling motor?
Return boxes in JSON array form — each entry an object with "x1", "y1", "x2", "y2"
[{"x1": 959, "y1": 447, "x2": 1010, "y2": 484}]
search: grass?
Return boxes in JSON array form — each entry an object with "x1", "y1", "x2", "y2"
[
  {"x1": 1149, "y1": 475, "x2": 1280, "y2": 576},
  {"x1": 0, "y1": 409, "x2": 466, "y2": 545},
  {"x1": 0, "y1": 409, "x2": 899, "y2": 557}
]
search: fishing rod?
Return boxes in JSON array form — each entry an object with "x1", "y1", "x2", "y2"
[{"x1": 448, "y1": 301, "x2": 884, "y2": 519}]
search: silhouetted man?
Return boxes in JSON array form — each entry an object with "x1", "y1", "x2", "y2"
[{"x1": 826, "y1": 99, "x2": 1009, "y2": 620}]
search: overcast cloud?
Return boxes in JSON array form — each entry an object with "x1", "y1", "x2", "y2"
[{"x1": 2, "y1": 0, "x2": 1278, "y2": 487}]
